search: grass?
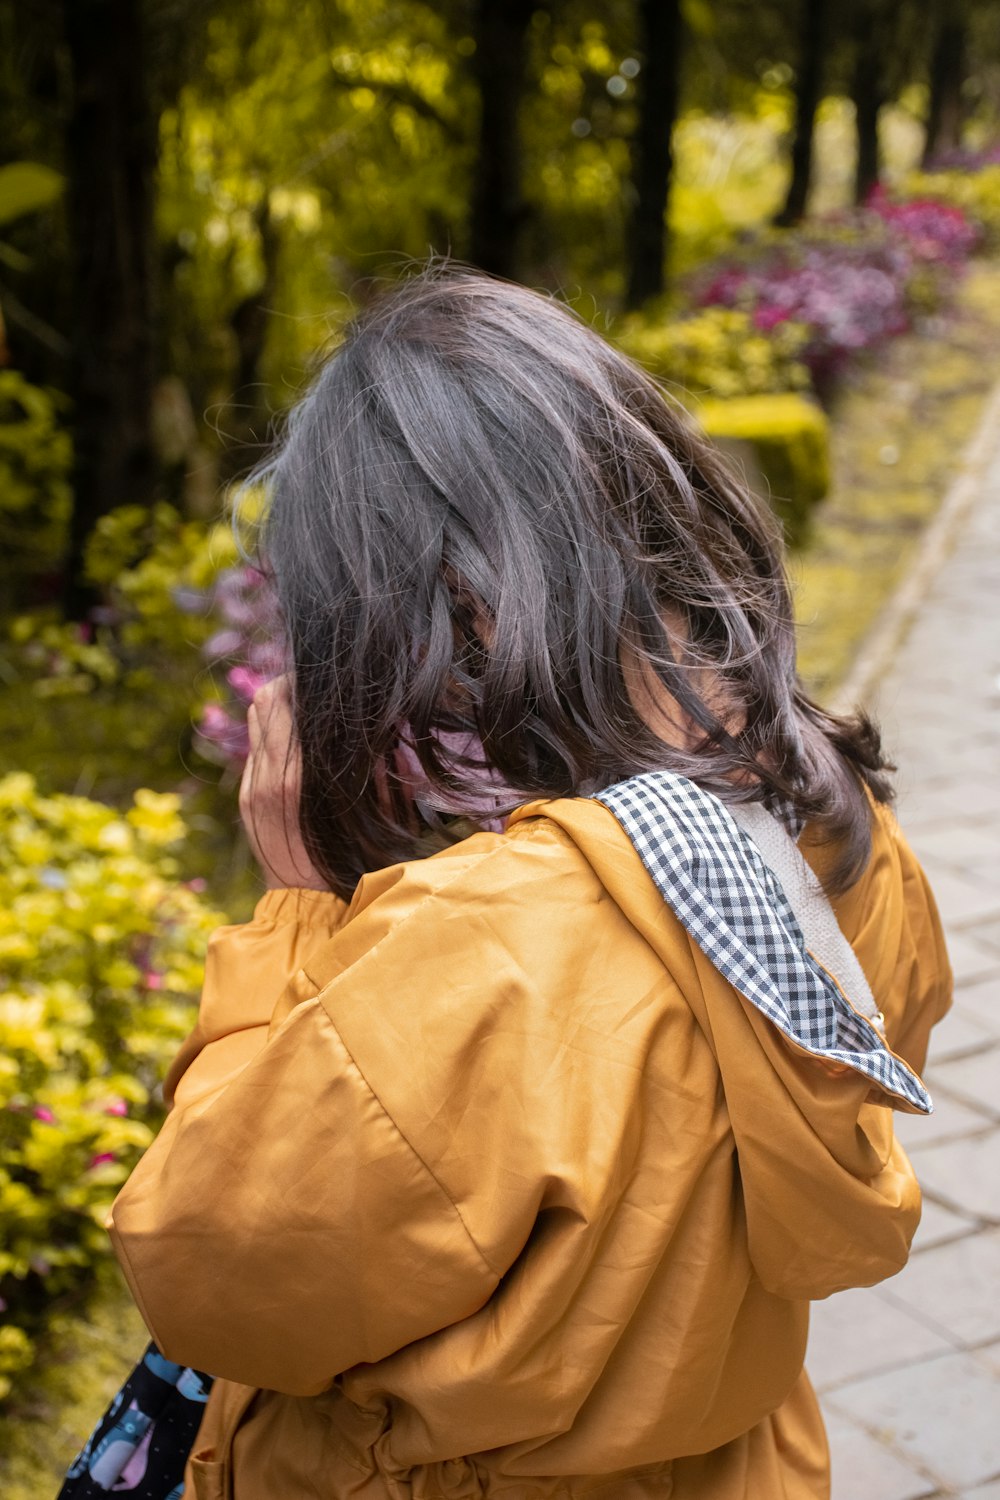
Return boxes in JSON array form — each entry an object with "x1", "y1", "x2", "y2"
[
  {"x1": 0, "y1": 1264, "x2": 148, "y2": 1499},
  {"x1": 792, "y1": 259, "x2": 1000, "y2": 698}
]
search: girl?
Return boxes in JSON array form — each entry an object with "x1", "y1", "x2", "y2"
[{"x1": 106, "y1": 268, "x2": 950, "y2": 1500}]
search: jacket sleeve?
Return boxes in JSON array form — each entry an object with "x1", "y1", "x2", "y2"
[
  {"x1": 108, "y1": 886, "x2": 502, "y2": 1396},
  {"x1": 162, "y1": 886, "x2": 351, "y2": 1112}
]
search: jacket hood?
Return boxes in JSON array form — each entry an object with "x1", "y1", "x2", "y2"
[{"x1": 510, "y1": 779, "x2": 939, "y2": 1302}]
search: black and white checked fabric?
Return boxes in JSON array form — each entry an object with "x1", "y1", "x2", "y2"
[{"x1": 595, "y1": 772, "x2": 932, "y2": 1114}]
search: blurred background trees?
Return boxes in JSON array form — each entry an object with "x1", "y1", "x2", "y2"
[{"x1": 3, "y1": 0, "x2": 1000, "y2": 610}]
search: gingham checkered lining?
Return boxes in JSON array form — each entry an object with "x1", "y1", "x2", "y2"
[{"x1": 594, "y1": 771, "x2": 932, "y2": 1113}]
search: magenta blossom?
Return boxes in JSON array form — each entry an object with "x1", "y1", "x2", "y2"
[
  {"x1": 88, "y1": 1152, "x2": 117, "y2": 1170},
  {"x1": 227, "y1": 665, "x2": 268, "y2": 705},
  {"x1": 33, "y1": 1105, "x2": 56, "y2": 1124}
]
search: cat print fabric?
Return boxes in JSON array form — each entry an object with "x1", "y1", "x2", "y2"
[{"x1": 58, "y1": 1343, "x2": 212, "y2": 1499}]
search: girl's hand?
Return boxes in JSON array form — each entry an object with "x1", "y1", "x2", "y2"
[{"x1": 239, "y1": 677, "x2": 328, "y2": 891}]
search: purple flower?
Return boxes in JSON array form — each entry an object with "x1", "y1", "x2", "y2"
[{"x1": 204, "y1": 628, "x2": 245, "y2": 659}]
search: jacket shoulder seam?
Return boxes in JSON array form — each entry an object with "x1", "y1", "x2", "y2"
[{"x1": 314, "y1": 1000, "x2": 505, "y2": 1282}]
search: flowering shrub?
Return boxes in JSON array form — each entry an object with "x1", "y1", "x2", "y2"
[
  {"x1": 0, "y1": 773, "x2": 222, "y2": 1400},
  {"x1": 900, "y1": 166, "x2": 1000, "y2": 249},
  {"x1": 183, "y1": 563, "x2": 285, "y2": 768},
  {"x1": 615, "y1": 306, "x2": 811, "y2": 398},
  {"x1": 868, "y1": 188, "x2": 981, "y2": 267},
  {"x1": 692, "y1": 202, "x2": 979, "y2": 393},
  {"x1": 6, "y1": 503, "x2": 238, "y2": 702}
]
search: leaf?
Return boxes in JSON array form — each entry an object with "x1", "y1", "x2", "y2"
[
  {"x1": 0, "y1": 163, "x2": 65, "y2": 229},
  {"x1": 681, "y1": 0, "x2": 716, "y2": 39}
]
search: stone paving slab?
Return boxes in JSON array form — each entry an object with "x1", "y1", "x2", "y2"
[
  {"x1": 927, "y1": 1049, "x2": 1000, "y2": 1118},
  {"x1": 939, "y1": 937, "x2": 1000, "y2": 991},
  {"x1": 824, "y1": 1409, "x2": 937, "y2": 1500},
  {"x1": 901, "y1": 1131, "x2": 1000, "y2": 1222},
  {"x1": 951, "y1": 971, "x2": 1000, "y2": 1033},
  {"x1": 893, "y1": 1085, "x2": 993, "y2": 1149},
  {"x1": 808, "y1": 1287, "x2": 954, "y2": 1390},
  {"x1": 927, "y1": 1005, "x2": 997, "y2": 1061},
  {"x1": 809, "y1": 391, "x2": 1000, "y2": 1493},
  {"x1": 827, "y1": 1351, "x2": 1000, "y2": 1491},
  {"x1": 875, "y1": 1229, "x2": 1000, "y2": 1346}
]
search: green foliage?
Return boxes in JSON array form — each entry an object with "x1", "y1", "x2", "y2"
[
  {"x1": 0, "y1": 163, "x2": 64, "y2": 229},
  {"x1": 696, "y1": 393, "x2": 831, "y2": 545},
  {"x1": 157, "y1": 0, "x2": 474, "y2": 415},
  {"x1": 0, "y1": 372, "x2": 72, "y2": 598},
  {"x1": 6, "y1": 503, "x2": 238, "y2": 704},
  {"x1": 83, "y1": 502, "x2": 239, "y2": 656},
  {"x1": 616, "y1": 306, "x2": 811, "y2": 397},
  {"x1": 0, "y1": 773, "x2": 221, "y2": 1401}
]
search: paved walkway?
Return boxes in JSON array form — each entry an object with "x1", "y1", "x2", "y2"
[{"x1": 807, "y1": 421, "x2": 1000, "y2": 1495}]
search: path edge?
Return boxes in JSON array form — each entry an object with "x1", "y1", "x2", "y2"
[{"x1": 828, "y1": 372, "x2": 1000, "y2": 714}]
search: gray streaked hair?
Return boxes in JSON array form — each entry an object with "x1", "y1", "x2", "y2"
[{"x1": 255, "y1": 266, "x2": 892, "y2": 899}]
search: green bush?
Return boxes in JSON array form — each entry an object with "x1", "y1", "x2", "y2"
[
  {"x1": 0, "y1": 373, "x2": 72, "y2": 602},
  {"x1": 696, "y1": 393, "x2": 831, "y2": 546},
  {"x1": 615, "y1": 306, "x2": 811, "y2": 399},
  {"x1": 4, "y1": 504, "x2": 241, "y2": 782},
  {"x1": 0, "y1": 773, "x2": 222, "y2": 1400}
]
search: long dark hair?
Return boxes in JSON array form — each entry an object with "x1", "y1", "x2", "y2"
[{"x1": 257, "y1": 266, "x2": 892, "y2": 900}]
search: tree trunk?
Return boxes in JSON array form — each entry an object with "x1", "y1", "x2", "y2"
[
  {"x1": 61, "y1": 0, "x2": 158, "y2": 619},
  {"x1": 775, "y1": 0, "x2": 827, "y2": 226},
  {"x1": 851, "y1": 20, "x2": 885, "y2": 204},
  {"x1": 219, "y1": 194, "x2": 281, "y2": 480},
  {"x1": 923, "y1": 15, "x2": 966, "y2": 166},
  {"x1": 625, "y1": 0, "x2": 684, "y2": 309},
  {"x1": 468, "y1": 0, "x2": 534, "y2": 279}
]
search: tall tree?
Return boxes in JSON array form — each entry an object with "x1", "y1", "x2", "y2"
[
  {"x1": 923, "y1": 8, "x2": 967, "y2": 165},
  {"x1": 849, "y1": 0, "x2": 895, "y2": 204},
  {"x1": 61, "y1": 0, "x2": 159, "y2": 617},
  {"x1": 775, "y1": 0, "x2": 828, "y2": 226},
  {"x1": 468, "y1": 0, "x2": 535, "y2": 278},
  {"x1": 625, "y1": 0, "x2": 684, "y2": 309}
]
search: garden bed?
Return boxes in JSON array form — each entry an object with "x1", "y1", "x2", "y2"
[{"x1": 793, "y1": 258, "x2": 1000, "y2": 696}]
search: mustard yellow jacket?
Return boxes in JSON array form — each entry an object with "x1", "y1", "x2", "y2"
[{"x1": 109, "y1": 795, "x2": 950, "y2": 1500}]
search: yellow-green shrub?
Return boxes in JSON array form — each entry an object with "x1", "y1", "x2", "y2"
[
  {"x1": 0, "y1": 773, "x2": 222, "y2": 1400},
  {"x1": 696, "y1": 393, "x2": 831, "y2": 546},
  {"x1": 0, "y1": 373, "x2": 72, "y2": 603},
  {"x1": 615, "y1": 307, "x2": 811, "y2": 399}
]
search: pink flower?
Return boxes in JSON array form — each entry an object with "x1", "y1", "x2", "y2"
[
  {"x1": 88, "y1": 1152, "x2": 117, "y2": 1170},
  {"x1": 186, "y1": 877, "x2": 208, "y2": 893},
  {"x1": 753, "y1": 305, "x2": 790, "y2": 332},
  {"x1": 33, "y1": 1106, "x2": 56, "y2": 1123},
  {"x1": 227, "y1": 665, "x2": 268, "y2": 705},
  {"x1": 143, "y1": 971, "x2": 164, "y2": 990},
  {"x1": 103, "y1": 1098, "x2": 129, "y2": 1117},
  {"x1": 198, "y1": 702, "x2": 251, "y2": 763}
]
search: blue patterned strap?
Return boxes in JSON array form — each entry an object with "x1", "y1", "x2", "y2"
[{"x1": 594, "y1": 772, "x2": 932, "y2": 1115}]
